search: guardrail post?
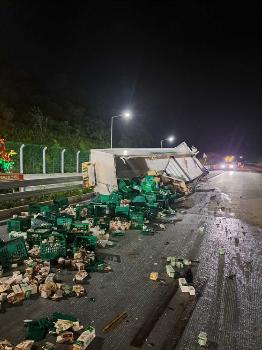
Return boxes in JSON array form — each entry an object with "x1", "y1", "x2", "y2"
[
  {"x1": 19, "y1": 144, "x2": 25, "y2": 174},
  {"x1": 61, "y1": 149, "x2": 66, "y2": 174},
  {"x1": 42, "y1": 146, "x2": 47, "y2": 174},
  {"x1": 76, "y1": 150, "x2": 80, "y2": 173}
]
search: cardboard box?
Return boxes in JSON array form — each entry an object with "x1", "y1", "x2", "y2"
[
  {"x1": 12, "y1": 284, "x2": 23, "y2": 295},
  {"x1": 149, "y1": 272, "x2": 159, "y2": 281},
  {"x1": 178, "y1": 278, "x2": 189, "y2": 292},
  {"x1": 15, "y1": 340, "x2": 34, "y2": 350},
  {"x1": 73, "y1": 326, "x2": 95, "y2": 350},
  {"x1": 56, "y1": 332, "x2": 74, "y2": 344},
  {"x1": 166, "y1": 265, "x2": 175, "y2": 278},
  {"x1": 74, "y1": 271, "x2": 88, "y2": 283},
  {"x1": 188, "y1": 286, "x2": 196, "y2": 296}
]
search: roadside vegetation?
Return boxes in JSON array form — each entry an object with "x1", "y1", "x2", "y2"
[{"x1": 0, "y1": 187, "x2": 92, "y2": 211}]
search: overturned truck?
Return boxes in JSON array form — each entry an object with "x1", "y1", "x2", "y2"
[{"x1": 89, "y1": 142, "x2": 206, "y2": 194}]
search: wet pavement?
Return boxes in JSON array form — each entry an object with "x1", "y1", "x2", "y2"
[{"x1": 0, "y1": 171, "x2": 261, "y2": 349}]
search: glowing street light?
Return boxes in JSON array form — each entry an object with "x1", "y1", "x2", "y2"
[
  {"x1": 123, "y1": 110, "x2": 131, "y2": 118},
  {"x1": 160, "y1": 135, "x2": 175, "y2": 148},
  {"x1": 110, "y1": 110, "x2": 132, "y2": 148}
]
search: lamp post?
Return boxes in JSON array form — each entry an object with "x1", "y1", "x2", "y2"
[
  {"x1": 110, "y1": 110, "x2": 132, "y2": 148},
  {"x1": 19, "y1": 144, "x2": 25, "y2": 174},
  {"x1": 76, "y1": 150, "x2": 80, "y2": 173},
  {"x1": 42, "y1": 146, "x2": 47, "y2": 174},
  {"x1": 160, "y1": 136, "x2": 175, "y2": 148},
  {"x1": 61, "y1": 149, "x2": 66, "y2": 174}
]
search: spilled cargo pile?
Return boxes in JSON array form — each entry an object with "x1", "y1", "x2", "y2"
[
  {"x1": 0, "y1": 313, "x2": 95, "y2": 350},
  {"x1": 0, "y1": 174, "x2": 186, "y2": 312}
]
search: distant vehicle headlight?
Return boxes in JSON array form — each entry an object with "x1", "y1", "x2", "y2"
[
  {"x1": 229, "y1": 164, "x2": 234, "y2": 169},
  {"x1": 220, "y1": 163, "x2": 226, "y2": 169}
]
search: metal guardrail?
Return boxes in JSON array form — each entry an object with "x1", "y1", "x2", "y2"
[
  {"x1": 0, "y1": 176, "x2": 82, "y2": 190},
  {"x1": 0, "y1": 175, "x2": 82, "y2": 202}
]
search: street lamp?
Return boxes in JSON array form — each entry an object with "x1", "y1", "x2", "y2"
[
  {"x1": 160, "y1": 136, "x2": 174, "y2": 148},
  {"x1": 110, "y1": 110, "x2": 132, "y2": 148}
]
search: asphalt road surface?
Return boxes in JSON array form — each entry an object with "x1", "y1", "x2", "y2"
[{"x1": 0, "y1": 171, "x2": 261, "y2": 349}]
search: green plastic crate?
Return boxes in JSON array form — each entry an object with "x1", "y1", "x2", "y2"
[
  {"x1": 30, "y1": 215, "x2": 53, "y2": 230},
  {"x1": 27, "y1": 228, "x2": 51, "y2": 248},
  {"x1": 75, "y1": 204, "x2": 95, "y2": 220},
  {"x1": 109, "y1": 191, "x2": 122, "y2": 203},
  {"x1": 132, "y1": 195, "x2": 146, "y2": 206},
  {"x1": 86, "y1": 203, "x2": 95, "y2": 217},
  {"x1": 26, "y1": 318, "x2": 51, "y2": 341},
  {"x1": 75, "y1": 205, "x2": 82, "y2": 220},
  {"x1": 7, "y1": 217, "x2": 31, "y2": 233},
  {"x1": 0, "y1": 238, "x2": 28, "y2": 268},
  {"x1": 118, "y1": 179, "x2": 132, "y2": 195},
  {"x1": 73, "y1": 235, "x2": 97, "y2": 253},
  {"x1": 40, "y1": 233, "x2": 66, "y2": 260},
  {"x1": 97, "y1": 194, "x2": 111, "y2": 203},
  {"x1": 56, "y1": 216, "x2": 73, "y2": 229},
  {"x1": 130, "y1": 211, "x2": 144, "y2": 229},
  {"x1": 39, "y1": 205, "x2": 51, "y2": 216},
  {"x1": 93, "y1": 204, "x2": 110, "y2": 217},
  {"x1": 72, "y1": 221, "x2": 89, "y2": 232},
  {"x1": 145, "y1": 203, "x2": 159, "y2": 219},
  {"x1": 140, "y1": 176, "x2": 157, "y2": 193},
  {"x1": 145, "y1": 193, "x2": 157, "y2": 204},
  {"x1": 115, "y1": 205, "x2": 129, "y2": 218}
]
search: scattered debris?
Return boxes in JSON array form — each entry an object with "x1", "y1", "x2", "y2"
[
  {"x1": 102, "y1": 312, "x2": 128, "y2": 333},
  {"x1": 219, "y1": 247, "x2": 225, "y2": 255},
  {"x1": 41, "y1": 342, "x2": 55, "y2": 350},
  {"x1": 73, "y1": 326, "x2": 95, "y2": 350},
  {"x1": 149, "y1": 272, "x2": 159, "y2": 281},
  {"x1": 178, "y1": 278, "x2": 195, "y2": 295},
  {"x1": 166, "y1": 265, "x2": 175, "y2": 278},
  {"x1": 198, "y1": 331, "x2": 208, "y2": 346},
  {"x1": 21, "y1": 312, "x2": 94, "y2": 349},
  {"x1": 198, "y1": 226, "x2": 205, "y2": 234},
  {"x1": 0, "y1": 339, "x2": 14, "y2": 350},
  {"x1": 0, "y1": 173, "x2": 189, "y2": 346}
]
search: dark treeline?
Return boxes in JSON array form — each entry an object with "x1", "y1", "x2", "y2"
[
  {"x1": 0, "y1": 65, "x2": 152, "y2": 149},
  {"x1": 0, "y1": 103, "x2": 109, "y2": 150}
]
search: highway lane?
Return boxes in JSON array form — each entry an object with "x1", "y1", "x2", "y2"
[
  {"x1": 0, "y1": 171, "x2": 261, "y2": 349},
  {"x1": 203, "y1": 170, "x2": 262, "y2": 227}
]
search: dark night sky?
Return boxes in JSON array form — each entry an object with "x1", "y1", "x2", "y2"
[{"x1": 0, "y1": 1, "x2": 261, "y2": 157}]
